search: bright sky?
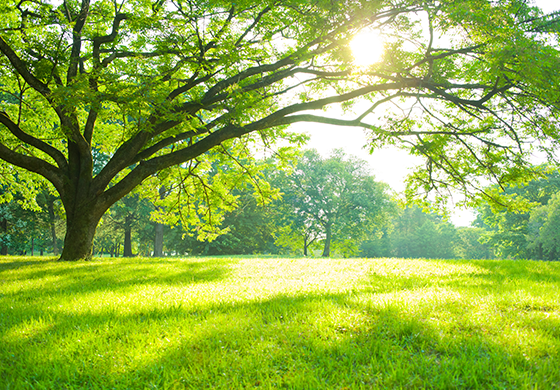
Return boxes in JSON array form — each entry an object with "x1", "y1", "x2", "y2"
[{"x1": 294, "y1": 0, "x2": 558, "y2": 227}]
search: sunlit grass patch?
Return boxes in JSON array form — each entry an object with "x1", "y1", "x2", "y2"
[{"x1": 0, "y1": 256, "x2": 559, "y2": 389}]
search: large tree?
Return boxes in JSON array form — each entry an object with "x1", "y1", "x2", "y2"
[{"x1": 0, "y1": 0, "x2": 559, "y2": 260}]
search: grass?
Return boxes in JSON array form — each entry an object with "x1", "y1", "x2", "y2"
[{"x1": 0, "y1": 256, "x2": 559, "y2": 389}]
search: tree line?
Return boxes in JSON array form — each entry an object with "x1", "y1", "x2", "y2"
[{"x1": 2, "y1": 149, "x2": 558, "y2": 260}]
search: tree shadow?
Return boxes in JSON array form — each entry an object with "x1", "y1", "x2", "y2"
[
  {"x1": 2, "y1": 284, "x2": 558, "y2": 388},
  {"x1": 0, "y1": 257, "x2": 57, "y2": 273},
  {"x1": 0, "y1": 257, "x2": 234, "y2": 307}
]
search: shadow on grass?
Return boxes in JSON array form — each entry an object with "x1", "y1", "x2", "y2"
[
  {"x1": 1, "y1": 257, "x2": 559, "y2": 388},
  {"x1": 0, "y1": 257, "x2": 57, "y2": 273},
  {"x1": 1, "y1": 256, "x2": 233, "y2": 294},
  {"x1": 2, "y1": 289, "x2": 559, "y2": 387},
  {"x1": 0, "y1": 257, "x2": 235, "y2": 324}
]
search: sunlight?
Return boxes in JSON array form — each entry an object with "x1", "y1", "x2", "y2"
[{"x1": 350, "y1": 29, "x2": 384, "y2": 67}]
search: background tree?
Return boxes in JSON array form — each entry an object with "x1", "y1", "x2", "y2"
[
  {"x1": 454, "y1": 227, "x2": 495, "y2": 260},
  {"x1": 103, "y1": 193, "x2": 154, "y2": 257},
  {"x1": 528, "y1": 193, "x2": 560, "y2": 260},
  {"x1": 475, "y1": 168, "x2": 560, "y2": 259},
  {"x1": 279, "y1": 149, "x2": 392, "y2": 257},
  {"x1": 388, "y1": 205, "x2": 457, "y2": 259},
  {"x1": 1, "y1": 0, "x2": 559, "y2": 260}
]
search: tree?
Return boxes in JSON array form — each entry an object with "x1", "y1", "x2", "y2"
[
  {"x1": 36, "y1": 190, "x2": 63, "y2": 255},
  {"x1": 1, "y1": 0, "x2": 559, "y2": 260},
  {"x1": 475, "y1": 168, "x2": 560, "y2": 259},
  {"x1": 528, "y1": 193, "x2": 560, "y2": 261},
  {"x1": 388, "y1": 205, "x2": 457, "y2": 259},
  {"x1": 454, "y1": 227, "x2": 494, "y2": 260},
  {"x1": 0, "y1": 189, "x2": 55, "y2": 255},
  {"x1": 279, "y1": 149, "x2": 391, "y2": 257}
]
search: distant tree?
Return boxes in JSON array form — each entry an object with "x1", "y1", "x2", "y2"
[
  {"x1": 388, "y1": 206, "x2": 457, "y2": 259},
  {"x1": 526, "y1": 193, "x2": 560, "y2": 261},
  {"x1": 360, "y1": 226, "x2": 394, "y2": 258},
  {"x1": 454, "y1": 227, "x2": 494, "y2": 260},
  {"x1": 36, "y1": 190, "x2": 63, "y2": 255},
  {"x1": 278, "y1": 149, "x2": 392, "y2": 257},
  {"x1": 476, "y1": 169, "x2": 560, "y2": 259},
  {"x1": 106, "y1": 194, "x2": 153, "y2": 257},
  {"x1": 0, "y1": 192, "x2": 48, "y2": 255}
]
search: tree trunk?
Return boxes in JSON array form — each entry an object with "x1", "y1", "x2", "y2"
[
  {"x1": 322, "y1": 224, "x2": 332, "y2": 257},
  {"x1": 154, "y1": 223, "x2": 164, "y2": 257},
  {"x1": 47, "y1": 198, "x2": 58, "y2": 256},
  {"x1": 0, "y1": 218, "x2": 7, "y2": 255},
  {"x1": 153, "y1": 186, "x2": 166, "y2": 257},
  {"x1": 30, "y1": 236, "x2": 34, "y2": 256},
  {"x1": 123, "y1": 216, "x2": 134, "y2": 257},
  {"x1": 303, "y1": 236, "x2": 308, "y2": 257},
  {"x1": 59, "y1": 210, "x2": 103, "y2": 261}
]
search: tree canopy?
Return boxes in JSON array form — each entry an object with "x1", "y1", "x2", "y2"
[
  {"x1": 476, "y1": 167, "x2": 560, "y2": 260},
  {"x1": 0, "y1": 0, "x2": 559, "y2": 260},
  {"x1": 275, "y1": 149, "x2": 392, "y2": 257}
]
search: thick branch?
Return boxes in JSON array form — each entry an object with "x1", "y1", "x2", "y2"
[
  {"x1": 0, "y1": 112, "x2": 68, "y2": 169},
  {"x1": 0, "y1": 142, "x2": 63, "y2": 191},
  {"x1": 92, "y1": 13, "x2": 128, "y2": 67},
  {"x1": 0, "y1": 36, "x2": 51, "y2": 96},
  {"x1": 67, "y1": 0, "x2": 90, "y2": 83}
]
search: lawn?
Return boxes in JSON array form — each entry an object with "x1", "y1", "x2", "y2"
[{"x1": 0, "y1": 256, "x2": 559, "y2": 389}]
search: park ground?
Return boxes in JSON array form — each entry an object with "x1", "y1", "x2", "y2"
[{"x1": 0, "y1": 256, "x2": 559, "y2": 389}]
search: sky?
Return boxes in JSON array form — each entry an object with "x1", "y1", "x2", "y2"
[{"x1": 294, "y1": 0, "x2": 559, "y2": 226}]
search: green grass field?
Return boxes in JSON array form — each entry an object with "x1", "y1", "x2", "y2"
[{"x1": 0, "y1": 256, "x2": 559, "y2": 389}]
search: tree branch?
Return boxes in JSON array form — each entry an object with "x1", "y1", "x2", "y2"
[
  {"x1": 0, "y1": 142, "x2": 63, "y2": 191},
  {"x1": 0, "y1": 111, "x2": 68, "y2": 170},
  {"x1": 0, "y1": 36, "x2": 51, "y2": 96},
  {"x1": 67, "y1": 0, "x2": 90, "y2": 83}
]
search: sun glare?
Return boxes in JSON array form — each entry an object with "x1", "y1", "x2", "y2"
[{"x1": 350, "y1": 30, "x2": 384, "y2": 67}]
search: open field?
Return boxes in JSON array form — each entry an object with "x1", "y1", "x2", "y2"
[{"x1": 0, "y1": 256, "x2": 559, "y2": 389}]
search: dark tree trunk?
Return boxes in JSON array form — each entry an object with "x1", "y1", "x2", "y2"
[
  {"x1": 123, "y1": 216, "x2": 134, "y2": 257},
  {"x1": 59, "y1": 209, "x2": 103, "y2": 261},
  {"x1": 154, "y1": 223, "x2": 164, "y2": 257},
  {"x1": 0, "y1": 218, "x2": 7, "y2": 255},
  {"x1": 30, "y1": 236, "x2": 34, "y2": 256},
  {"x1": 322, "y1": 224, "x2": 332, "y2": 257},
  {"x1": 47, "y1": 198, "x2": 58, "y2": 256},
  {"x1": 303, "y1": 236, "x2": 308, "y2": 257},
  {"x1": 153, "y1": 186, "x2": 166, "y2": 257}
]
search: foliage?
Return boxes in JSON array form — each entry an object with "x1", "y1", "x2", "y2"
[
  {"x1": 176, "y1": 189, "x2": 281, "y2": 256},
  {"x1": 275, "y1": 149, "x2": 393, "y2": 257},
  {"x1": 361, "y1": 205, "x2": 468, "y2": 259},
  {"x1": 476, "y1": 168, "x2": 560, "y2": 259},
  {"x1": 527, "y1": 193, "x2": 560, "y2": 260},
  {"x1": 454, "y1": 227, "x2": 495, "y2": 260},
  {"x1": 1, "y1": 0, "x2": 559, "y2": 260},
  {"x1": 1, "y1": 256, "x2": 559, "y2": 388}
]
